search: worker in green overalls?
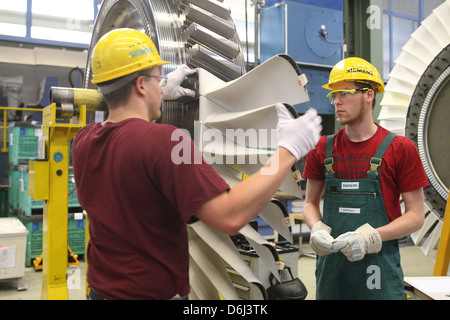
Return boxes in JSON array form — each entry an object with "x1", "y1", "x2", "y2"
[{"x1": 302, "y1": 57, "x2": 429, "y2": 300}]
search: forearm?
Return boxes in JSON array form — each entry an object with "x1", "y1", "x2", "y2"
[
  {"x1": 376, "y1": 210, "x2": 424, "y2": 242},
  {"x1": 195, "y1": 147, "x2": 296, "y2": 234},
  {"x1": 303, "y1": 179, "x2": 325, "y2": 229},
  {"x1": 376, "y1": 188, "x2": 425, "y2": 242},
  {"x1": 303, "y1": 202, "x2": 323, "y2": 229},
  {"x1": 195, "y1": 104, "x2": 322, "y2": 235},
  {"x1": 230, "y1": 147, "x2": 296, "y2": 215}
]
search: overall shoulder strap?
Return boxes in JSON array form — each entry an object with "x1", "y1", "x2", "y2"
[
  {"x1": 324, "y1": 134, "x2": 335, "y2": 177},
  {"x1": 367, "y1": 132, "x2": 397, "y2": 178}
]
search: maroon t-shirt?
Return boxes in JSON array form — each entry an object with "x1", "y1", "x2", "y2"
[
  {"x1": 72, "y1": 118, "x2": 229, "y2": 299},
  {"x1": 303, "y1": 124, "x2": 429, "y2": 222}
]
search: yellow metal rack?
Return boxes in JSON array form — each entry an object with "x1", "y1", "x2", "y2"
[{"x1": 28, "y1": 87, "x2": 104, "y2": 299}]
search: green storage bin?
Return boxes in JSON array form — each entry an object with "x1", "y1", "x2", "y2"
[
  {"x1": 19, "y1": 213, "x2": 86, "y2": 267},
  {"x1": 8, "y1": 126, "x2": 40, "y2": 166},
  {"x1": 8, "y1": 169, "x2": 20, "y2": 210}
]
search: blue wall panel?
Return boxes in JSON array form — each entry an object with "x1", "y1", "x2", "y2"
[{"x1": 260, "y1": 0, "x2": 344, "y2": 114}]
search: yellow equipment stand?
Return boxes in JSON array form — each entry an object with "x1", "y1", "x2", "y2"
[
  {"x1": 433, "y1": 190, "x2": 450, "y2": 276},
  {"x1": 28, "y1": 87, "x2": 104, "y2": 299},
  {"x1": 33, "y1": 246, "x2": 80, "y2": 271},
  {"x1": 29, "y1": 103, "x2": 85, "y2": 299}
]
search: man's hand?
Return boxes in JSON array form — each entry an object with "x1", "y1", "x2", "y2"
[
  {"x1": 276, "y1": 103, "x2": 322, "y2": 161},
  {"x1": 161, "y1": 65, "x2": 196, "y2": 100},
  {"x1": 310, "y1": 221, "x2": 345, "y2": 256},
  {"x1": 335, "y1": 223, "x2": 382, "y2": 262}
]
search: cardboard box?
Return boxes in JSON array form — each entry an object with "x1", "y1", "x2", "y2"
[{"x1": 0, "y1": 218, "x2": 29, "y2": 281}]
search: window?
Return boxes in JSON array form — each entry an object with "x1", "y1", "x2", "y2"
[
  {"x1": 0, "y1": 0, "x2": 100, "y2": 49},
  {"x1": 383, "y1": 0, "x2": 445, "y2": 79},
  {"x1": 31, "y1": 0, "x2": 95, "y2": 45},
  {"x1": 0, "y1": 1, "x2": 27, "y2": 37},
  {"x1": 423, "y1": 0, "x2": 446, "y2": 17}
]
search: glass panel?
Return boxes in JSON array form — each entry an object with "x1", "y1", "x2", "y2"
[
  {"x1": 392, "y1": 0, "x2": 419, "y2": 17},
  {"x1": 31, "y1": 0, "x2": 94, "y2": 44},
  {"x1": 0, "y1": 0, "x2": 27, "y2": 37},
  {"x1": 392, "y1": 16, "x2": 418, "y2": 63},
  {"x1": 424, "y1": 0, "x2": 445, "y2": 18},
  {"x1": 32, "y1": 0, "x2": 94, "y2": 20}
]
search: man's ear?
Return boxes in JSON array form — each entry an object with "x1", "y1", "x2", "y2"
[
  {"x1": 367, "y1": 89, "x2": 376, "y2": 102},
  {"x1": 367, "y1": 89, "x2": 377, "y2": 110},
  {"x1": 134, "y1": 76, "x2": 146, "y2": 96}
]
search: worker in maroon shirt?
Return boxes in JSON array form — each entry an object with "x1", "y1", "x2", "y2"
[{"x1": 72, "y1": 28, "x2": 322, "y2": 300}]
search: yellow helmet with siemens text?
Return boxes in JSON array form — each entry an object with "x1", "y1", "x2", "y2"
[
  {"x1": 91, "y1": 28, "x2": 169, "y2": 84},
  {"x1": 322, "y1": 57, "x2": 384, "y2": 94}
]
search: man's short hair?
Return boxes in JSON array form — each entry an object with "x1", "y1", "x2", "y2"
[{"x1": 101, "y1": 79, "x2": 135, "y2": 109}]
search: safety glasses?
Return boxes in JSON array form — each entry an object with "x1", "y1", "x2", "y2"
[
  {"x1": 327, "y1": 88, "x2": 369, "y2": 105},
  {"x1": 139, "y1": 74, "x2": 169, "y2": 87}
]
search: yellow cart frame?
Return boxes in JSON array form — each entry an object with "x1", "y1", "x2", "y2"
[{"x1": 28, "y1": 87, "x2": 104, "y2": 299}]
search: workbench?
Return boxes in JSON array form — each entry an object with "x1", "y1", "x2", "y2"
[{"x1": 404, "y1": 276, "x2": 450, "y2": 300}]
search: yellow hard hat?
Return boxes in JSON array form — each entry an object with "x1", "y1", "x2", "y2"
[
  {"x1": 91, "y1": 28, "x2": 169, "y2": 84},
  {"x1": 322, "y1": 57, "x2": 384, "y2": 94}
]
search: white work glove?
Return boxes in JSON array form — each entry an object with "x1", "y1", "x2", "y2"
[
  {"x1": 161, "y1": 65, "x2": 196, "y2": 100},
  {"x1": 335, "y1": 223, "x2": 382, "y2": 262},
  {"x1": 276, "y1": 103, "x2": 322, "y2": 161},
  {"x1": 310, "y1": 221, "x2": 345, "y2": 256}
]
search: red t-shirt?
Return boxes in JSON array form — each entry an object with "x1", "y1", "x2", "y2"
[
  {"x1": 303, "y1": 124, "x2": 429, "y2": 222},
  {"x1": 72, "y1": 118, "x2": 229, "y2": 299}
]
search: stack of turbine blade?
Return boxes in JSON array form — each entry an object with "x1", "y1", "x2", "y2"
[
  {"x1": 181, "y1": 1, "x2": 245, "y2": 81},
  {"x1": 181, "y1": 0, "x2": 231, "y2": 20},
  {"x1": 187, "y1": 23, "x2": 240, "y2": 60},
  {"x1": 184, "y1": 4, "x2": 235, "y2": 38},
  {"x1": 188, "y1": 44, "x2": 242, "y2": 81}
]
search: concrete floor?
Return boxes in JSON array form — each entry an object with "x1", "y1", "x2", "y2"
[
  {"x1": 0, "y1": 263, "x2": 87, "y2": 300},
  {"x1": 0, "y1": 241, "x2": 437, "y2": 300}
]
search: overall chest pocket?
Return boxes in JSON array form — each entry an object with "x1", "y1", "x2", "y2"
[{"x1": 324, "y1": 190, "x2": 380, "y2": 233}]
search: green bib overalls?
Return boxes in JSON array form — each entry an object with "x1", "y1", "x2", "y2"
[{"x1": 315, "y1": 132, "x2": 404, "y2": 300}]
